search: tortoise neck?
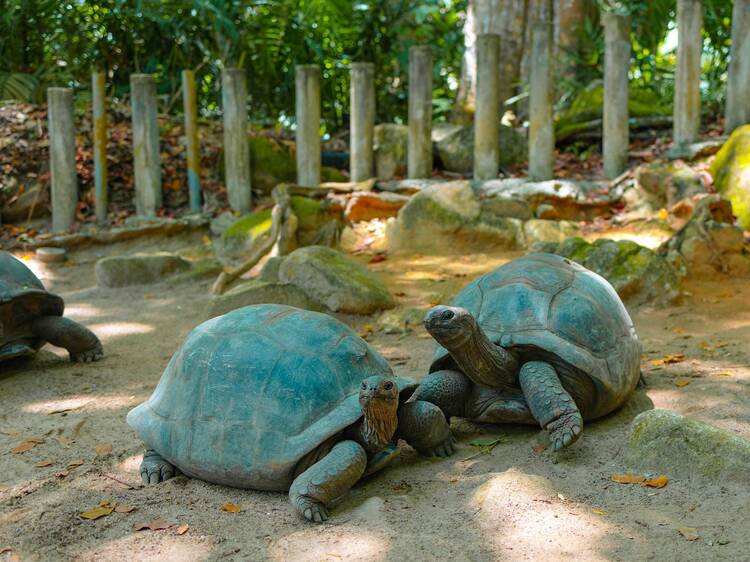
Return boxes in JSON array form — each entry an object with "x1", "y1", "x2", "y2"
[
  {"x1": 359, "y1": 399, "x2": 398, "y2": 454},
  {"x1": 447, "y1": 320, "x2": 519, "y2": 389}
]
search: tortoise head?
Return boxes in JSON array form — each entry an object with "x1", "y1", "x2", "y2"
[
  {"x1": 358, "y1": 375, "x2": 399, "y2": 410},
  {"x1": 423, "y1": 305, "x2": 475, "y2": 350}
]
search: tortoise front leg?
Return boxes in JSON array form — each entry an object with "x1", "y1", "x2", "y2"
[
  {"x1": 289, "y1": 440, "x2": 367, "y2": 523},
  {"x1": 519, "y1": 361, "x2": 583, "y2": 451},
  {"x1": 30, "y1": 316, "x2": 103, "y2": 362},
  {"x1": 140, "y1": 448, "x2": 177, "y2": 484},
  {"x1": 397, "y1": 399, "x2": 456, "y2": 457}
]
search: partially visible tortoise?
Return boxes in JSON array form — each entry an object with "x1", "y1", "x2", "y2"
[
  {"x1": 127, "y1": 304, "x2": 453, "y2": 523},
  {"x1": 0, "y1": 251, "x2": 103, "y2": 363},
  {"x1": 416, "y1": 253, "x2": 641, "y2": 451}
]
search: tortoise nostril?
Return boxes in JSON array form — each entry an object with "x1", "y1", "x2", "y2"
[{"x1": 441, "y1": 309, "x2": 455, "y2": 321}]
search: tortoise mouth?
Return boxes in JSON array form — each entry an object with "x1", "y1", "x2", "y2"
[{"x1": 423, "y1": 306, "x2": 474, "y2": 347}]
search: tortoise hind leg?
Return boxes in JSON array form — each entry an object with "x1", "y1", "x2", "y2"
[
  {"x1": 519, "y1": 361, "x2": 583, "y2": 451},
  {"x1": 289, "y1": 440, "x2": 366, "y2": 523},
  {"x1": 140, "y1": 449, "x2": 176, "y2": 485},
  {"x1": 30, "y1": 316, "x2": 103, "y2": 362}
]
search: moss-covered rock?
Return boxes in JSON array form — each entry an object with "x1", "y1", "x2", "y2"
[
  {"x1": 248, "y1": 136, "x2": 296, "y2": 193},
  {"x1": 623, "y1": 409, "x2": 750, "y2": 484},
  {"x1": 206, "y1": 279, "x2": 323, "y2": 319},
  {"x1": 374, "y1": 124, "x2": 408, "y2": 180},
  {"x1": 386, "y1": 180, "x2": 522, "y2": 253},
  {"x1": 556, "y1": 82, "x2": 672, "y2": 140},
  {"x1": 537, "y1": 237, "x2": 682, "y2": 305},
  {"x1": 434, "y1": 125, "x2": 527, "y2": 174},
  {"x1": 709, "y1": 124, "x2": 750, "y2": 230},
  {"x1": 213, "y1": 209, "x2": 274, "y2": 266},
  {"x1": 522, "y1": 220, "x2": 580, "y2": 246},
  {"x1": 376, "y1": 307, "x2": 427, "y2": 335},
  {"x1": 95, "y1": 252, "x2": 192, "y2": 288},
  {"x1": 278, "y1": 246, "x2": 394, "y2": 314},
  {"x1": 635, "y1": 160, "x2": 706, "y2": 208}
]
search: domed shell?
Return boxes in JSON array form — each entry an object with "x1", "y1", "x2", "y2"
[
  {"x1": 0, "y1": 251, "x2": 64, "y2": 359},
  {"x1": 431, "y1": 253, "x2": 641, "y2": 418},
  {"x1": 127, "y1": 304, "x2": 415, "y2": 491}
]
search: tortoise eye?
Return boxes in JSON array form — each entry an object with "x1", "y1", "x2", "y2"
[
  {"x1": 383, "y1": 381, "x2": 394, "y2": 391},
  {"x1": 361, "y1": 382, "x2": 367, "y2": 389}
]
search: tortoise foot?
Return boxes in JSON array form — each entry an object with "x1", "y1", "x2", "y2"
[
  {"x1": 422, "y1": 433, "x2": 457, "y2": 458},
  {"x1": 71, "y1": 341, "x2": 104, "y2": 363},
  {"x1": 140, "y1": 449, "x2": 176, "y2": 485},
  {"x1": 546, "y1": 412, "x2": 583, "y2": 451},
  {"x1": 295, "y1": 497, "x2": 329, "y2": 523}
]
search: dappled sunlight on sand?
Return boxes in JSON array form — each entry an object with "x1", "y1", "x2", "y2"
[
  {"x1": 62, "y1": 303, "x2": 108, "y2": 321},
  {"x1": 470, "y1": 468, "x2": 619, "y2": 561},
  {"x1": 269, "y1": 527, "x2": 391, "y2": 562},
  {"x1": 119, "y1": 454, "x2": 143, "y2": 475},
  {"x1": 23, "y1": 393, "x2": 138, "y2": 414},
  {"x1": 87, "y1": 322, "x2": 155, "y2": 339},
  {"x1": 586, "y1": 228, "x2": 670, "y2": 250},
  {"x1": 77, "y1": 532, "x2": 212, "y2": 562}
]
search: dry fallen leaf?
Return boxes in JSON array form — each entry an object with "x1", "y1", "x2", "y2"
[
  {"x1": 222, "y1": 504, "x2": 241, "y2": 513},
  {"x1": 95, "y1": 443, "x2": 113, "y2": 456},
  {"x1": 12, "y1": 437, "x2": 44, "y2": 454},
  {"x1": 80, "y1": 504, "x2": 115, "y2": 520},
  {"x1": 54, "y1": 436, "x2": 73, "y2": 447},
  {"x1": 658, "y1": 208, "x2": 669, "y2": 221},
  {"x1": 644, "y1": 475, "x2": 669, "y2": 488},
  {"x1": 114, "y1": 505, "x2": 136, "y2": 513},
  {"x1": 531, "y1": 442, "x2": 548, "y2": 453},
  {"x1": 175, "y1": 523, "x2": 189, "y2": 535},
  {"x1": 678, "y1": 527, "x2": 699, "y2": 541},
  {"x1": 717, "y1": 371, "x2": 734, "y2": 377},
  {"x1": 34, "y1": 460, "x2": 52, "y2": 468},
  {"x1": 133, "y1": 518, "x2": 172, "y2": 531},
  {"x1": 611, "y1": 474, "x2": 646, "y2": 485},
  {"x1": 67, "y1": 460, "x2": 84, "y2": 468},
  {"x1": 592, "y1": 508, "x2": 608, "y2": 516},
  {"x1": 674, "y1": 378, "x2": 691, "y2": 387},
  {"x1": 651, "y1": 354, "x2": 686, "y2": 366}
]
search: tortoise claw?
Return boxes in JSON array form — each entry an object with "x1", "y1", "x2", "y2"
[
  {"x1": 297, "y1": 498, "x2": 329, "y2": 523},
  {"x1": 71, "y1": 342, "x2": 104, "y2": 363},
  {"x1": 547, "y1": 412, "x2": 583, "y2": 451}
]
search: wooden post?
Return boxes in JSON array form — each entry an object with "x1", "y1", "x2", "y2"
[
  {"x1": 222, "y1": 68, "x2": 252, "y2": 214},
  {"x1": 92, "y1": 72, "x2": 108, "y2": 223},
  {"x1": 130, "y1": 74, "x2": 162, "y2": 216},
  {"x1": 295, "y1": 65, "x2": 322, "y2": 187},
  {"x1": 674, "y1": 0, "x2": 703, "y2": 146},
  {"x1": 408, "y1": 46, "x2": 433, "y2": 178},
  {"x1": 726, "y1": 0, "x2": 750, "y2": 133},
  {"x1": 47, "y1": 87, "x2": 78, "y2": 232},
  {"x1": 603, "y1": 13, "x2": 631, "y2": 179},
  {"x1": 528, "y1": 22, "x2": 554, "y2": 181},
  {"x1": 182, "y1": 70, "x2": 201, "y2": 211},
  {"x1": 474, "y1": 33, "x2": 500, "y2": 181},
  {"x1": 350, "y1": 63, "x2": 375, "y2": 182}
]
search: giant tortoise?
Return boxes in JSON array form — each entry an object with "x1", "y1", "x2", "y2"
[
  {"x1": 127, "y1": 304, "x2": 453, "y2": 522},
  {"x1": 0, "y1": 251, "x2": 103, "y2": 363},
  {"x1": 416, "y1": 253, "x2": 641, "y2": 451}
]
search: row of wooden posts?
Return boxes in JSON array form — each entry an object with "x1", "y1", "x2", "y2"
[{"x1": 45, "y1": 0, "x2": 750, "y2": 233}]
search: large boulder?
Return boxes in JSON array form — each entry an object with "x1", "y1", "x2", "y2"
[
  {"x1": 534, "y1": 237, "x2": 682, "y2": 305},
  {"x1": 95, "y1": 252, "x2": 191, "y2": 288},
  {"x1": 478, "y1": 178, "x2": 612, "y2": 221},
  {"x1": 635, "y1": 160, "x2": 706, "y2": 208},
  {"x1": 623, "y1": 409, "x2": 750, "y2": 484},
  {"x1": 659, "y1": 195, "x2": 750, "y2": 278},
  {"x1": 248, "y1": 135, "x2": 296, "y2": 193},
  {"x1": 278, "y1": 246, "x2": 394, "y2": 314},
  {"x1": 522, "y1": 220, "x2": 580, "y2": 246},
  {"x1": 374, "y1": 124, "x2": 408, "y2": 180},
  {"x1": 386, "y1": 180, "x2": 522, "y2": 253},
  {"x1": 710, "y1": 124, "x2": 750, "y2": 230},
  {"x1": 344, "y1": 191, "x2": 410, "y2": 222},
  {"x1": 434, "y1": 125, "x2": 527, "y2": 174},
  {"x1": 206, "y1": 280, "x2": 323, "y2": 319}
]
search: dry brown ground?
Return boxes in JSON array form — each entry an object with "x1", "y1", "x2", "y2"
[{"x1": 1, "y1": 233, "x2": 749, "y2": 562}]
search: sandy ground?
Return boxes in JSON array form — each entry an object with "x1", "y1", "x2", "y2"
[{"x1": 1, "y1": 233, "x2": 749, "y2": 562}]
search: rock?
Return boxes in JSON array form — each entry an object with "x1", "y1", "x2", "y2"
[
  {"x1": 540, "y1": 237, "x2": 682, "y2": 305},
  {"x1": 376, "y1": 307, "x2": 426, "y2": 334},
  {"x1": 710, "y1": 125, "x2": 750, "y2": 230},
  {"x1": 434, "y1": 124, "x2": 527, "y2": 174},
  {"x1": 535, "y1": 203, "x2": 559, "y2": 220},
  {"x1": 480, "y1": 195, "x2": 532, "y2": 221},
  {"x1": 278, "y1": 246, "x2": 394, "y2": 314},
  {"x1": 374, "y1": 124, "x2": 407, "y2": 180},
  {"x1": 248, "y1": 135, "x2": 297, "y2": 193},
  {"x1": 659, "y1": 194, "x2": 750, "y2": 278},
  {"x1": 523, "y1": 220, "x2": 580, "y2": 246},
  {"x1": 258, "y1": 256, "x2": 286, "y2": 282},
  {"x1": 386, "y1": 180, "x2": 522, "y2": 253},
  {"x1": 663, "y1": 138, "x2": 726, "y2": 161},
  {"x1": 212, "y1": 209, "x2": 274, "y2": 267},
  {"x1": 622, "y1": 409, "x2": 750, "y2": 484},
  {"x1": 1, "y1": 181, "x2": 49, "y2": 223},
  {"x1": 376, "y1": 178, "x2": 441, "y2": 195},
  {"x1": 206, "y1": 279, "x2": 323, "y2": 318},
  {"x1": 36, "y1": 247, "x2": 67, "y2": 263},
  {"x1": 479, "y1": 178, "x2": 612, "y2": 221},
  {"x1": 344, "y1": 191, "x2": 410, "y2": 222},
  {"x1": 635, "y1": 160, "x2": 706, "y2": 208},
  {"x1": 95, "y1": 252, "x2": 191, "y2": 288},
  {"x1": 209, "y1": 211, "x2": 238, "y2": 237}
]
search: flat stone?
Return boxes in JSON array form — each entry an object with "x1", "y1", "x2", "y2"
[
  {"x1": 622, "y1": 409, "x2": 750, "y2": 484},
  {"x1": 36, "y1": 247, "x2": 67, "y2": 263},
  {"x1": 278, "y1": 246, "x2": 394, "y2": 314},
  {"x1": 663, "y1": 138, "x2": 726, "y2": 161},
  {"x1": 345, "y1": 191, "x2": 410, "y2": 222},
  {"x1": 95, "y1": 252, "x2": 191, "y2": 288},
  {"x1": 523, "y1": 220, "x2": 580, "y2": 246},
  {"x1": 635, "y1": 160, "x2": 706, "y2": 208},
  {"x1": 206, "y1": 279, "x2": 323, "y2": 319},
  {"x1": 434, "y1": 124, "x2": 527, "y2": 173}
]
